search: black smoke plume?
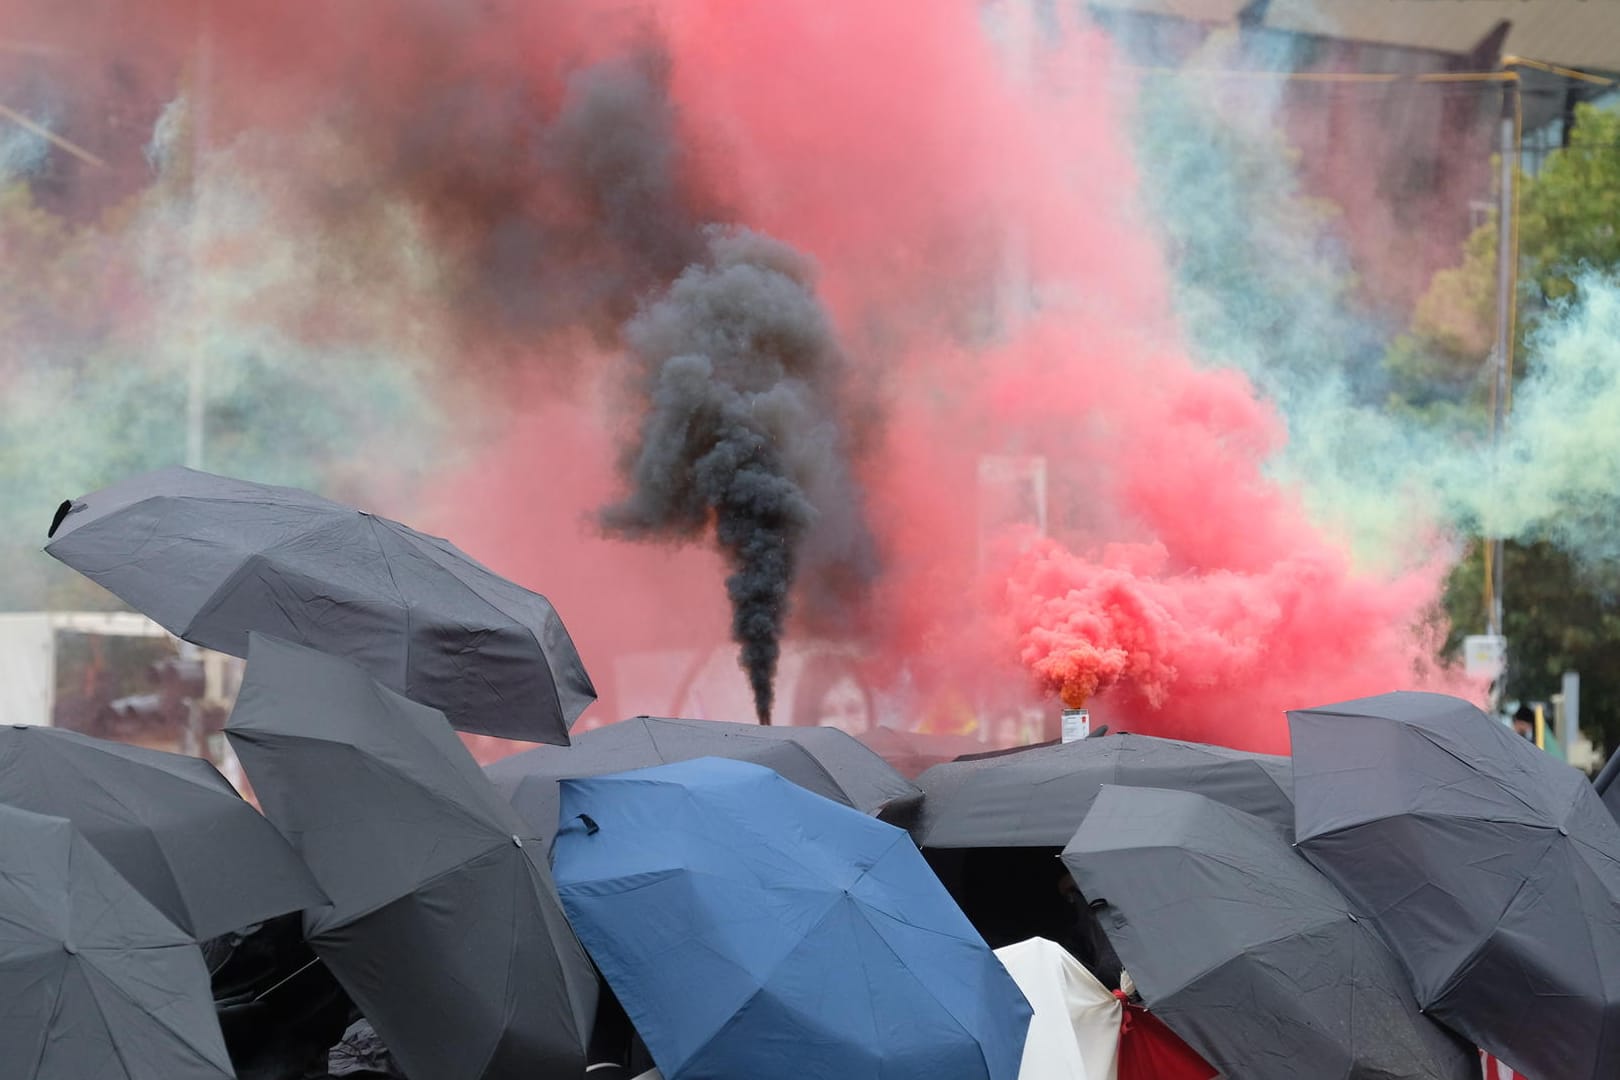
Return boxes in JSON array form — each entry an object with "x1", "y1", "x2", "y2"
[{"x1": 603, "y1": 229, "x2": 869, "y2": 723}]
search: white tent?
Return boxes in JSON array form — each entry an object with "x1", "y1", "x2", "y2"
[{"x1": 994, "y1": 937, "x2": 1122, "y2": 1080}]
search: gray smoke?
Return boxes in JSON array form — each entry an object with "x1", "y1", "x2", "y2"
[
  {"x1": 603, "y1": 228, "x2": 868, "y2": 723},
  {"x1": 546, "y1": 49, "x2": 703, "y2": 295}
]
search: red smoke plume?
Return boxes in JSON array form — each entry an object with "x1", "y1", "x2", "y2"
[
  {"x1": 9, "y1": 0, "x2": 1469, "y2": 754},
  {"x1": 653, "y1": 1, "x2": 1460, "y2": 751}
]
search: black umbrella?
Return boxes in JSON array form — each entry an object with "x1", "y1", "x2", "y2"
[
  {"x1": 0, "y1": 803, "x2": 235, "y2": 1079},
  {"x1": 46, "y1": 467, "x2": 594, "y2": 743},
  {"x1": 486, "y1": 715, "x2": 921, "y2": 846},
  {"x1": 1290, "y1": 691, "x2": 1620, "y2": 1079},
  {"x1": 226, "y1": 633, "x2": 598, "y2": 1080},
  {"x1": 1063, "y1": 785, "x2": 1477, "y2": 1080},
  {"x1": 901, "y1": 732, "x2": 1294, "y2": 848},
  {"x1": 1594, "y1": 744, "x2": 1620, "y2": 825},
  {"x1": 0, "y1": 724, "x2": 325, "y2": 940}
]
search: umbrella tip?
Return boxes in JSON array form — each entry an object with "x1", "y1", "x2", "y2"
[
  {"x1": 46, "y1": 499, "x2": 80, "y2": 539},
  {"x1": 578, "y1": 813, "x2": 600, "y2": 836}
]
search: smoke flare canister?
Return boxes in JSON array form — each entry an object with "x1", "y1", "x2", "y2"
[{"x1": 1061, "y1": 709, "x2": 1090, "y2": 743}]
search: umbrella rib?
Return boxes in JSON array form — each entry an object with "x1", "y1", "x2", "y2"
[
  {"x1": 673, "y1": 895, "x2": 853, "y2": 1072},
  {"x1": 78, "y1": 948, "x2": 231, "y2": 1076},
  {"x1": 1427, "y1": 831, "x2": 1562, "y2": 1007},
  {"x1": 410, "y1": 524, "x2": 584, "y2": 695},
  {"x1": 182, "y1": 549, "x2": 270, "y2": 644},
  {"x1": 461, "y1": 850, "x2": 528, "y2": 1080},
  {"x1": 365, "y1": 514, "x2": 414, "y2": 693},
  {"x1": 1160, "y1": 908, "x2": 1360, "y2": 993},
  {"x1": 393, "y1": 521, "x2": 577, "y2": 722},
  {"x1": 74, "y1": 962, "x2": 140, "y2": 1079},
  {"x1": 51, "y1": 494, "x2": 319, "y2": 572},
  {"x1": 31, "y1": 746, "x2": 197, "y2": 933},
  {"x1": 31, "y1": 951, "x2": 72, "y2": 1078},
  {"x1": 1303, "y1": 809, "x2": 1566, "y2": 846},
  {"x1": 849, "y1": 899, "x2": 990, "y2": 1077},
  {"x1": 1414, "y1": 728, "x2": 1549, "y2": 818},
  {"x1": 234, "y1": 729, "x2": 503, "y2": 844},
  {"x1": 315, "y1": 832, "x2": 508, "y2": 929}
]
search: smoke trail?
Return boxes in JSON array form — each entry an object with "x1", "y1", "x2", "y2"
[
  {"x1": 653, "y1": 3, "x2": 1478, "y2": 749},
  {"x1": 1, "y1": 1, "x2": 882, "y2": 727},
  {"x1": 0, "y1": 119, "x2": 48, "y2": 179},
  {"x1": 19, "y1": 0, "x2": 1613, "y2": 755},
  {"x1": 1487, "y1": 275, "x2": 1620, "y2": 572},
  {"x1": 1129, "y1": 55, "x2": 1620, "y2": 581},
  {"x1": 603, "y1": 229, "x2": 860, "y2": 723}
]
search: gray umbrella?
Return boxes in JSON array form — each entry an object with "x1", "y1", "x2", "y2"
[
  {"x1": 0, "y1": 803, "x2": 235, "y2": 1079},
  {"x1": 0, "y1": 724, "x2": 325, "y2": 940},
  {"x1": 1291, "y1": 691, "x2": 1620, "y2": 1079},
  {"x1": 1595, "y1": 745, "x2": 1620, "y2": 825},
  {"x1": 226, "y1": 633, "x2": 599, "y2": 1080},
  {"x1": 1063, "y1": 785, "x2": 1477, "y2": 1080},
  {"x1": 486, "y1": 715, "x2": 921, "y2": 847},
  {"x1": 900, "y1": 732, "x2": 1294, "y2": 848},
  {"x1": 45, "y1": 467, "x2": 594, "y2": 743}
]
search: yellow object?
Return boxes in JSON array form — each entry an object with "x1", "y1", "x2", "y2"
[{"x1": 1534, "y1": 703, "x2": 1546, "y2": 751}]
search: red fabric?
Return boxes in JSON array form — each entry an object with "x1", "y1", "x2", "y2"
[
  {"x1": 1479, "y1": 1050, "x2": 1531, "y2": 1080},
  {"x1": 1114, "y1": 991, "x2": 1217, "y2": 1080}
]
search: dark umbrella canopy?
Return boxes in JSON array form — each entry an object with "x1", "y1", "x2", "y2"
[
  {"x1": 1596, "y1": 745, "x2": 1620, "y2": 825},
  {"x1": 0, "y1": 724, "x2": 325, "y2": 940},
  {"x1": 486, "y1": 715, "x2": 920, "y2": 846},
  {"x1": 1290, "y1": 691, "x2": 1620, "y2": 1080},
  {"x1": 1062, "y1": 785, "x2": 1476, "y2": 1080},
  {"x1": 46, "y1": 467, "x2": 594, "y2": 743},
  {"x1": 226, "y1": 633, "x2": 599, "y2": 1080},
  {"x1": 903, "y1": 732, "x2": 1294, "y2": 847},
  {"x1": 0, "y1": 803, "x2": 235, "y2": 1079}
]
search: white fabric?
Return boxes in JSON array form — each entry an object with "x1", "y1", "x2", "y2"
[
  {"x1": 995, "y1": 937, "x2": 1122, "y2": 1080},
  {"x1": 0, "y1": 614, "x2": 55, "y2": 727}
]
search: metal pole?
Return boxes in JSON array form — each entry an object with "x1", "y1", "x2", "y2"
[
  {"x1": 180, "y1": 5, "x2": 213, "y2": 761},
  {"x1": 1561, "y1": 670, "x2": 1581, "y2": 765},
  {"x1": 993, "y1": 0, "x2": 1032, "y2": 338},
  {"x1": 185, "y1": 5, "x2": 213, "y2": 474},
  {"x1": 1486, "y1": 83, "x2": 1517, "y2": 639}
]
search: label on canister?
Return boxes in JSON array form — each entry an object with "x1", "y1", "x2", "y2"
[{"x1": 1061, "y1": 709, "x2": 1090, "y2": 743}]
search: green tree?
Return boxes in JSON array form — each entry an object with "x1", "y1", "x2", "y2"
[
  {"x1": 1392, "y1": 103, "x2": 1620, "y2": 404},
  {"x1": 1443, "y1": 541, "x2": 1620, "y2": 758},
  {"x1": 1401, "y1": 103, "x2": 1620, "y2": 755}
]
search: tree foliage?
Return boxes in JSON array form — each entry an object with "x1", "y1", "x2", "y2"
[{"x1": 1403, "y1": 102, "x2": 1620, "y2": 753}]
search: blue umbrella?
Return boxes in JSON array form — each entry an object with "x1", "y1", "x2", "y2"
[{"x1": 552, "y1": 757, "x2": 1031, "y2": 1080}]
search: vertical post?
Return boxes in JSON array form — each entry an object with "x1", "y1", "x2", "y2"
[
  {"x1": 990, "y1": 0, "x2": 1032, "y2": 338},
  {"x1": 179, "y1": 3, "x2": 213, "y2": 762},
  {"x1": 185, "y1": 4, "x2": 212, "y2": 474},
  {"x1": 1561, "y1": 671, "x2": 1581, "y2": 764},
  {"x1": 1485, "y1": 80, "x2": 1518, "y2": 642}
]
